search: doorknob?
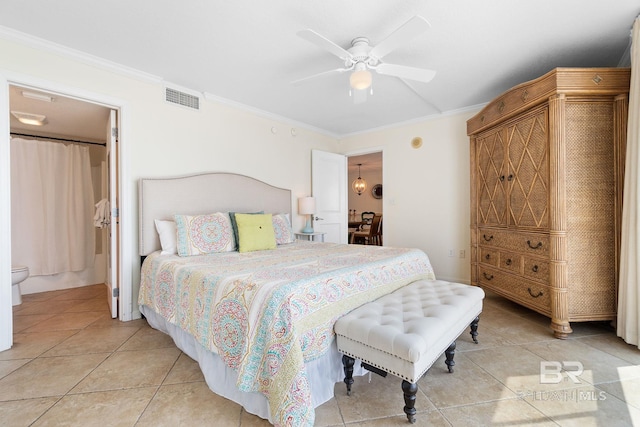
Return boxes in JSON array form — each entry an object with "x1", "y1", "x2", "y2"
[{"x1": 314, "y1": 216, "x2": 324, "y2": 221}]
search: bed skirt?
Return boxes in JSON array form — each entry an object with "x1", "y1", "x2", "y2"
[{"x1": 140, "y1": 304, "x2": 364, "y2": 424}]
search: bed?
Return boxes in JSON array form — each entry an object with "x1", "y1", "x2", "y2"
[{"x1": 138, "y1": 172, "x2": 436, "y2": 426}]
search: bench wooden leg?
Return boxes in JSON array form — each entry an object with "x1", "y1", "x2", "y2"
[
  {"x1": 470, "y1": 316, "x2": 480, "y2": 344},
  {"x1": 342, "y1": 355, "x2": 355, "y2": 396},
  {"x1": 444, "y1": 341, "x2": 456, "y2": 373},
  {"x1": 401, "y1": 380, "x2": 418, "y2": 423}
]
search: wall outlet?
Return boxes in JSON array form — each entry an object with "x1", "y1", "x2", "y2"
[
  {"x1": 459, "y1": 249, "x2": 466, "y2": 258},
  {"x1": 448, "y1": 249, "x2": 455, "y2": 257}
]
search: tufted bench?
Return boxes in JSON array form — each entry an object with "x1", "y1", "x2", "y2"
[{"x1": 334, "y1": 279, "x2": 485, "y2": 423}]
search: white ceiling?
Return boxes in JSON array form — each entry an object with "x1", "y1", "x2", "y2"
[{"x1": 1, "y1": 1, "x2": 638, "y2": 138}]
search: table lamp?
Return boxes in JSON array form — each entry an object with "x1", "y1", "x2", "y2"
[{"x1": 298, "y1": 196, "x2": 316, "y2": 234}]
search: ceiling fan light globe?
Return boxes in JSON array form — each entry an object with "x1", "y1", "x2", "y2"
[{"x1": 350, "y1": 69, "x2": 372, "y2": 90}]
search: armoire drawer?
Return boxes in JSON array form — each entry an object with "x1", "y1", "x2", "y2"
[
  {"x1": 479, "y1": 247, "x2": 499, "y2": 267},
  {"x1": 523, "y1": 257, "x2": 549, "y2": 283},
  {"x1": 478, "y1": 228, "x2": 550, "y2": 256},
  {"x1": 500, "y1": 252, "x2": 521, "y2": 274},
  {"x1": 478, "y1": 266, "x2": 551, "y2": 312}
]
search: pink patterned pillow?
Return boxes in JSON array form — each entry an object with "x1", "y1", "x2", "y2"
[
  {"x1": 174, "y1": 212, "x2": 235, "y2": 256},
  {"x1": 272, "y1": 213, "x2": 295, "y2": 244}
]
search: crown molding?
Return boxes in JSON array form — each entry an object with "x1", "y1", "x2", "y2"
[
  {"x1": 203, "y1": 92, "x2": 338, "y2": 139},
  {"x1": 0, "y1": 25, "x2": 162, "y2": 84},
  {"x1": 338, "y1": 103, "x2": 486, "y2": 139}
]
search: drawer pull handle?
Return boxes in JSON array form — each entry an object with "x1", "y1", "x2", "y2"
[
  {"x1": 532, "y1": 265, "x2": 539, "y2": 273},
  {"x1": 507, "y1": 174, "x2": 514, "y2": 181},
  {"x1": 527, "y1": 240, "x2": 543, "y2": 250},
  {"x1": 527, "y1": 287, "x2": 543, "y2": 298},
  {"x1": 500, "y1": 175, "x2": 505, "y2": 182},
  {"x1": 505, "y1": 258, "x2": 512, "y2": 266},
  {"x1": 485, "y1": 254, "x2": 491, "y2": 260},
  {"x1": 483, "y1": 234, "x2": 494, "y2": 242},
  {"x1": 483, "y1": 272, "x2": 494, "y2": 280}
]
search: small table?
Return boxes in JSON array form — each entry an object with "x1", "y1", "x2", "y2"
[{"x1": 295, "y1": 232, "x2": 326, "y2": 242}]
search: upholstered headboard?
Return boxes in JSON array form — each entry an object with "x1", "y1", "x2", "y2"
[{"x1": 138, "y1": 172, "x2": 292, "y2": 256}]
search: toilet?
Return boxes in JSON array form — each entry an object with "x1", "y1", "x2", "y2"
[{"x1": 11, "y1": 265, "x2": 29, "y2": 306}]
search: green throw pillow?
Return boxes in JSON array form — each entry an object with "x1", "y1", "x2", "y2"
[{"x1": 235, "y1": 213, "x2": 277, "y2": 253}]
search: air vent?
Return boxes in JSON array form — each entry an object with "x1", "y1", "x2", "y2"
[{"x1": 165, "y1": 87, "x2": 200, "y2": 110}]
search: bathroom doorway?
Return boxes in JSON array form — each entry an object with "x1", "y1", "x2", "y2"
[{"x1": 8, "y1": 84, "x2": 120, "y2": 316}]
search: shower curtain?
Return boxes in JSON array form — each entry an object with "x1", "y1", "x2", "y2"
[{"x1": 10, "y1": 137, "x2": 95, "y2": 276}]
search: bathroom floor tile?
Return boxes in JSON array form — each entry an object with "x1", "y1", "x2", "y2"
[
  {"x1": 21, "y1": 311, "x2": 105, "y2": 333},
  {"x1": 63, "y1": 297, "x2": 110, "y2": 313},
  {"x1": 0, "y1": 330, "x2": 78, "y2": 360},
  {"x1": 15, "y1": 299, "x2": 82, "y2": 316},
  {"x1": 11, "y1": 313, "x2": 56, "y2": 333}
]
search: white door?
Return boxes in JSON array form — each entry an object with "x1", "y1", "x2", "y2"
[
  {"x1": 311, "y1": 150, "x2": 348, "y2": 243},
  {"x1": 106, "y1": 110, "x2": 119, "y2": 318}
]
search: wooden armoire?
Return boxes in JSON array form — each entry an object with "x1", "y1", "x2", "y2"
[{"x1": 467, "y1": 68, "x2": 630, "y2": 338}]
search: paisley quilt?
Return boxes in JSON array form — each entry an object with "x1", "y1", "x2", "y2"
[{"x1": 139, "y1": 242, "x2": 435, "y2": 426}]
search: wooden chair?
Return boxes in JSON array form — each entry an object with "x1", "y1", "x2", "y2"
[
  {"x1": 371, "y1": 216, "x2": 382, "y2": 246},
  {"x1": 360, "y1": 212, "x2": 375, "y2": 230},
  {"x1": 351, "y1": 214, "x2": 382, "y2": 245}
]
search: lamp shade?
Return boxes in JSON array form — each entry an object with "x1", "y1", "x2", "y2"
[{"x1": 298, "y1": 197, "x2": 316, "y2": 215}]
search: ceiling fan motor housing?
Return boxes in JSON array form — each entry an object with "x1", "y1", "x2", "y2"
[{"x1": 346, "y1": 37, "x2": 378, "y2": 68}]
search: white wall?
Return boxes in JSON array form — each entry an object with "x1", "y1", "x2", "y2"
[
  {"x1": 0, "y1": 36, "x2": 338, "y2": 320},
  {"x1": 339, "y1": 111, "x2": 479, "y2": 283}
]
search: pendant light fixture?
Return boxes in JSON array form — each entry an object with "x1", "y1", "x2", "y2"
[{"x1": 352, "y1": 163, "x2": 367, "y2": 196}]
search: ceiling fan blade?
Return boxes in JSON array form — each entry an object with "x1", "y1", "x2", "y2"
[
  {"x1": 297, "y1": 29, "x2": 353, "y2": 61},
  {"x1": 369, "y1": 15, "x2": 431, "y2": 60},
  {"x1": 375, "y1": 63, "x2": 436, "y2": 83},
  {"x1": 291, "y1": 67, "x2": 351, "y2": 86}
]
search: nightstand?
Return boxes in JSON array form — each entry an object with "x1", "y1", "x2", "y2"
[{"x1": 295, "y1": 232, "x2": 326, "y2": 242}]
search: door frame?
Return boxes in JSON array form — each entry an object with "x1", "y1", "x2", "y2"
[
  {"x1": 0, "y1": 71, "x2": 132, "y2": 351},
  {"x1": 345, "y1": 147, "x2": 384, "y2": 240}
]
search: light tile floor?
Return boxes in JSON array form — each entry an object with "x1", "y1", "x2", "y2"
[{"x1": 2, "y1": 284, "x2": 640, "y2": 426}]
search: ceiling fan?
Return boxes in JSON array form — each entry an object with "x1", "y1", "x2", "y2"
[{"x1": 292, "y1": 15, "x2": 436, "y2": 102}]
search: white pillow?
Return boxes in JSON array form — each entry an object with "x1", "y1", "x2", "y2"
[{"x1": 154, "y1": 219, "x2": 177, "y2": 255}]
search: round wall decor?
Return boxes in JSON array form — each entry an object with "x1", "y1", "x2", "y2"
[{"x1": 371, "y1": 184, "x2": 383, "y2": 199}]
